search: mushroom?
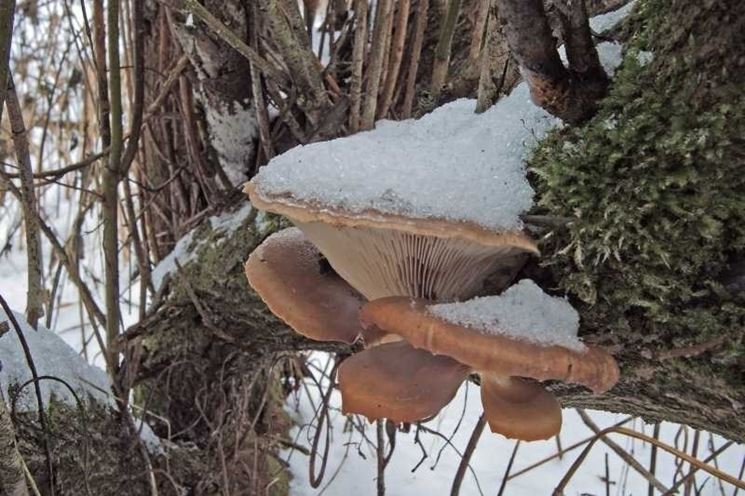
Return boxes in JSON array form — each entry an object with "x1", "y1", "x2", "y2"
[
  {"x1": 245, "y1": 227, "x2": 364, "y2": 344},
  {"x1": 246, "y1": 182, "x2": 538, "y2": 302},
  {"x1": 358, "y1": 280, "x2": 619, "y2": 440},
  {"x1": 337, "y1": 339, "x2": 470, "y2": 423}
]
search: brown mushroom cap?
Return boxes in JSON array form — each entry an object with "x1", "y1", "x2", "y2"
[
  {"x1": 480, "y1": 375, "x2": 562, "y2": 441},
  {"x1": 360, "y1": 297, "x2": 619, "y2": 393},
  {"x1": 245, "y1": 182, "x2": 537, "y2": 301},
  {"x1": 245, "y1": 227, "x2": 364, "y2": 344},
  {"x1": 337, "y1": 340, "x2": 470, "y2": 423}
]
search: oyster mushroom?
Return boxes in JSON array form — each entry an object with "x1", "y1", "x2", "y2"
[
  {"x1": 243, "y1": 100, "x2": 578, "y2": 434},
  {"x1": 245, "y1": 183, "x2": 538, "y2": 302},
  {"x1": 245, "y1": 98, "x2": 544, "y2": 302},
  {"x1": 359, "y1": 280, "x2": 619, "y2": 440},
  {"x1": 337, "y1": 339, "x2": 470, "y2": 423},
  {"x1": 245, "y1": 227, "x2": 364, "y2": 344}
]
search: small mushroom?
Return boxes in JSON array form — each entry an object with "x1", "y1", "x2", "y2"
[
  {"x1": 245, "y1": 182, "x2": 538, "y2": 302},
  {"x1": 358, "y1": 287, "x2": 619, "y2": 440},
  {"x1": 480, "y1": 375, "x2": 562, "y2": 441},
  {"x1": 245, "y1": 227, "x2": 364, "y2": 344},
  {"x1": 337, "y1": 339, "x2": 470, "y2": 423}
]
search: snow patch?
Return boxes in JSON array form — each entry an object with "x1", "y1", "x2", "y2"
[
  {"x1": 151, "y1": 202, "x2": 257, "y2": 290},
  {"x1": 253, "y1": 43, "x2": 624, "y2": 231},
  {"x1": 589, "y1": 0, "x2": 636, "y2": 32},
  {"x1": 0, "y1": 309, "x2": 111, "y2": 406},
  {"x1": 428, "y1": 279, "x2": 585, "y2": 351},
  {"x1": 203, "y1": 97, "x2": 258, "y2": 186},
  {"x1": 636, "y1": 50, "x2": 654, "y2": 66}
]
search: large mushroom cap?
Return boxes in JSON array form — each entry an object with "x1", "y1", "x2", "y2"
[
  {"x1": 245, "y1": 227, "x2": 364, "y2": 344},
  {"x1": 480, "y1": 375, "x2": 562, "y2": 441},
  {"x1": 337, "y1": 340, "x2": 470, "y2": 423},
  {"x1": 359, "y1": 293, "x2": 619, "y2": 394},
  {"x1": 246, "y1": 182, "x2": 537, "y2": 302}
]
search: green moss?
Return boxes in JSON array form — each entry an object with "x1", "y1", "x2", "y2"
[{"x1": 528, "y1": 0, "x2": 745, "y2": 382}]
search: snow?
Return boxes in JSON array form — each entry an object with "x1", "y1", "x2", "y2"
[
  {"x1": 589, "y1": 0, "x2": 637, "y2": 33},
  {"x1": 150, "y1": 229, "x2": 199, "y2": 291},
  {"x1": 427, "y1": 279, "x2": 584, "y2": 352},
  {"x1": 0, "y1": 308, "x2": 111, "y2": 406},
  {"x1": 151, "y1": 201, "x2": 256, "y2": 290},
  {"x1": 202, "y1": 96, "x2": 258, "y2": 186},
  {"x1": 636, "y1": 49, "x2": 654, "y2": 66},
  {"x1": 253, "y1": 43, "x2": 624, "y2": 232},
  {"x1": 283, "y1": 352, "x2": 745, "y2": 496}
]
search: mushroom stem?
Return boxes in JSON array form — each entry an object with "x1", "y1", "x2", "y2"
[{"x1": 480, "y1": 373, "x2": 562, "y2": 441}]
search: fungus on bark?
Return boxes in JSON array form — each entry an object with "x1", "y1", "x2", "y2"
[
  {"x1": 242, "y1": 97, "x2": 618, "y2": 439},
  {"x1": 246, "y1": 181, "x2": 538, "y2": 301},
  {"x1": 245, "y1": 227, "x2": 364, "y2": 344},
  {"x1": 358, "y1": 280, "x2": 619, "y2": 440}
]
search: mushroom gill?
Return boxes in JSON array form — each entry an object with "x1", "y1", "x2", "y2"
[{"x1": 246, "y1": 183, "x2": 537, "y2": 301}]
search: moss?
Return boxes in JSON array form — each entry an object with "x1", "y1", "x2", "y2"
[{"x1": 528, "y1": 0, "x2": 745, "y2": 386}]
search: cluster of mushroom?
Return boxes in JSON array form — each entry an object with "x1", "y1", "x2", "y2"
[{"x1": 243, "y1": 179, "x2": 619, "y2": 441}]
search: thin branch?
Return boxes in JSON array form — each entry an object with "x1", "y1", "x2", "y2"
[
  {"x1": 361, "y1": 0, "x2": 393, "y2": 129},
  {"x1": 430, "y1": 0, "x2": 462, "y2": 99},
  {"x1": 5, "y1": 79, "x2": 44, "y2": 329},
  {"x1": 450, "y1": 413, "x2": 486, "y2": 496},
  {"x1": 401, "y1": 0, "x2": 429, "y2": 118},
  {"x1": 181, "y1": 0, "x2": 289, "y2": 86},
  {"x1": 348, "y1": 0, "x2": 368, "y2": 132}
]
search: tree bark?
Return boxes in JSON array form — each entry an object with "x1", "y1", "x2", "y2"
[
  {"x1": 497, "y1": 0, "x2": 608, "y2": 123},
  {"x1": 0, "y1": 393, "x2": 28, "y2": 496}
]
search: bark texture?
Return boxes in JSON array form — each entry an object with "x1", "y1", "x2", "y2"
[
  {"x1": 497, "y1": 0, "x2": 608, "y2": 123},
  {"x1": 0, "y1": 393, "x2": 28, "y2": 496}
]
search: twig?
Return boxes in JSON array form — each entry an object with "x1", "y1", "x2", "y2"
[
  {"x1": 577, "y1": 409, "x2": 669, "y2": 493},
  {"x1": 180, "y1": 0, "x2": 289, "y2": 86},
  {"x1": 507, "y1": 416, "x2": 633, "y2": 481},
  {"x1": 376, "y1": 419, "x2": 386, "y2": 496},
  {"x1": 450, "y1": 413, "x2": 486, "y2": 496},
  {"x1": 649, "y1": 423, "x2": 661, "y2": 496},
  {"x1": 348, "y1": 0, "x2": 368, "y2": 132},
  {"x1": 5, "y1": 79, "x2": 44, "y2": 329},
  {"x1": 401, "y1": 0, "x2": 429, "y2": 118},
  {"x1": 496, "y1": 440, "x2": 520, "y2": 496},
  {"x1": 378, "y1": 0, "x2": 410, "y2": 118},
  {"x1": 361, "y1": 0, "x2": 393, "y2": 129},
  {"x1": 662, "y1": 439, "x2": 734, "y2": 496},
  {"x1": 553, "y1": 426, "x2": 745, "y2": 494},
  {"x1": 430, "y1": 0, "x2": 462, "y2": 99}
]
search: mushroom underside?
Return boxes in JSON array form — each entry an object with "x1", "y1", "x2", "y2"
[
  {"x1": 245, "y1": 227, "x2": 364, "y2": 344},
  {"x1": 337, "y1": 340, "x2": 471, "y2": 423},
  {"x1": 297, "y1": 220, "x2": 531, "y2": 301}
]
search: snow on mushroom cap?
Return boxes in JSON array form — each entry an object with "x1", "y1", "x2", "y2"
[
  {"x1": 427, "y1": 279, "x2": 585, "y2": 352},
  {"x1": 252, "y1": 92, "x2": 556, "y2": 231}
]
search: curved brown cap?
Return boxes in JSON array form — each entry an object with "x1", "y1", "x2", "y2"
[
  {"x1": 246, "y1": 182, "x2": 539, "y2": 251},
  {"x1": 245, "y1": 227, "x2": 364, "y2": 344},
  {"x1": 337, "y1": 340, "x2": 470, "y2": 423},
  {"x1": 480, "y1": 375, "x2": 562, "y2": 441},
  {"x1": 360, "y1": 298, "x2": 619, "y2": 393}
]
